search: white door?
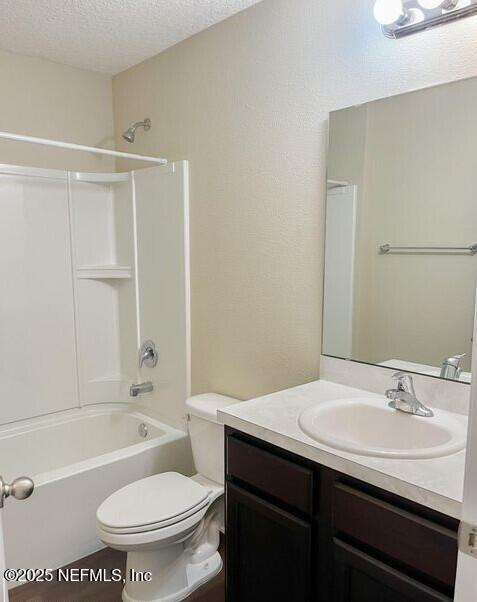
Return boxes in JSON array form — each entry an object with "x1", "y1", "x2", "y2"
[
  {"x1": 455, "y1": 298, "x2": 477, "y2": 600},
  {"x1": 322, "y1": 185, "x2": 357, "y2": 358},
  {"x1": 0, "y1": 511, "x2": 7, "y2": 602}
]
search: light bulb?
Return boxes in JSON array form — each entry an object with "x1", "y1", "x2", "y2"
[
  {"x1": 417, "y1": 0, "x2": 458, "y2": 9},
  {"x1": 374, "y1": 0, "x2": 406, "y2": 25},
  {"x1": 418, "y1": 0, "x2": 444, "y2": 7}
]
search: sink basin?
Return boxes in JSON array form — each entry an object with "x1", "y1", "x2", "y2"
[{"x1": 298, "y1": 397, "x2": 467, "y2": 459}]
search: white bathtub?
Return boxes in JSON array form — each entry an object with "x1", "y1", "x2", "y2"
[{"x1": 1, "y1": 405, "x2": 193, "y2": 577}]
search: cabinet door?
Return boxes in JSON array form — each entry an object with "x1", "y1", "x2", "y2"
[
  {"x1": 226, "y1": 482, "x2": 312, "y2": 602},
  {"x1": 333, "y1": 539, "x2": 452, "y2": 602}
]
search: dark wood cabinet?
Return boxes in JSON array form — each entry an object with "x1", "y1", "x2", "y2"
[
  {"x1": 226, "y1": 435, "x2": 314, "y2": 514},
  {"x1": 333, "y1": 539, "x2": 452, "y2": 602},
  {"x1": 225, "y1": 428, "x2": 459, "y2": 602},
  {"x1": 331, "y1": 481, "x2": 458, "y2": 589},
  {"x1": 226, "y1": 482, "x2": 312, "y2": 602}
]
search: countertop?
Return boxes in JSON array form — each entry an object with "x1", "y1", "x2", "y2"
[{"x1": 218, "y1": 379, "x2": 466, "y2": 519}]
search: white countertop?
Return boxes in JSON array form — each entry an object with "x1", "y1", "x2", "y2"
[{"x1": 218, "y1": 379, "x2": 466, "y2": 519}]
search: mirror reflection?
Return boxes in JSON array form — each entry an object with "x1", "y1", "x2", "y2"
[{"x1": 323, "y1": 77, "x2": 477, "y2": 383}]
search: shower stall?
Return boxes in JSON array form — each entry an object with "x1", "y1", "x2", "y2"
[{"x1": 0, "y1": 135, "x2": 193, "y2": 584}]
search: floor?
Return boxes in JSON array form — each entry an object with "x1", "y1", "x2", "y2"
[{"x1": 10, "y1": 546, "x2": 225, "y2": 602}]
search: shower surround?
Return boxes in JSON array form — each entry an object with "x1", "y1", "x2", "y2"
[
  {"x1": 0, "y1": 159, "x2": 191, "y2": 577},
  {"x1": 0, "y1": 161, "x2": 190, "y2": 426}
]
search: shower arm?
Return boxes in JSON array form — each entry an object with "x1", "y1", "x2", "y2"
[
  {"x1": 122, "y1": 118, "x2": 151, "y2": 143},
  {"x1": 131, "y1": 119, "x2": 151, "y2": 131}
]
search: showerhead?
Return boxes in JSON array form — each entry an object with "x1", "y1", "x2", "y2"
[
  {"x1": 122, "y1": 118, "x2": 151, "y2": 143},
  {"x1": 122, "y1": 128, "x2": 136, "y2": 143}
]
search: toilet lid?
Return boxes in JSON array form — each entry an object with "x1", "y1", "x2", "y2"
[{"x1": 97, "y1": 472, "x2": 210, "y2": 533}]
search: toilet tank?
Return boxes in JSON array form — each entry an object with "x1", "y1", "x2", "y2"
[{"x1": 186, "y1": 393, "x2": 238, "y2": 485}]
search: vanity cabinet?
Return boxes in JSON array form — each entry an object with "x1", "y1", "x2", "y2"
[
  {"x1": 225, "y1": 427, "x2": 459, "y2": 602},
  {"x1": 227, "y1": 483, "x2": 312, "y2": 602},
  {"x1": 225, "y1": 435, "x2": 314, "y2": 602},
  {"x1": 332, "y1": 540, "x2": 451, "y2": 602}
]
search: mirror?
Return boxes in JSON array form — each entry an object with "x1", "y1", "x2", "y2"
[{"x1": 323, "y1": 77, "x2": 477, "y2": 383}]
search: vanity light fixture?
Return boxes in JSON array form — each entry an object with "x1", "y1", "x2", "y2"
[{"x1": 374, "y1": 0, "x2": 477, "y2": 38}]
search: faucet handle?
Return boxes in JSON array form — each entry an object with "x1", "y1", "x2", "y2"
[
  {"x1": 449, "y1": 354, "x2": 466, "y2": 378},
  {"x1": 392, "y1": 371, "x2": 412, "y2": 383},
  {"x1": 392, "y1": 371, "x2": 408, "y2": 380},
  {"x1": 391, "y1": 371, "x2": 415, "y2": 394},
  {"x1": 139, "y1": 340, "x2": 159, "y2": 369}
]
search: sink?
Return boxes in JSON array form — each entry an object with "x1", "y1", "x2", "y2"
[{"x1": 298, "y1": 397, "x2": 467, "y2": 459}]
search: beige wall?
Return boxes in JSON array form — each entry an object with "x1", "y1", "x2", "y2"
[
  {"x1": 112, "y1": 0, "x2": 477, "y2": 401},
  {"x1": 0, "y1": 49, "x2": 114, "y2": 171}
]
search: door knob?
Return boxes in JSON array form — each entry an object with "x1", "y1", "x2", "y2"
[{"x1": 0, "y1": 476, "x2": 34, "y2": 508}]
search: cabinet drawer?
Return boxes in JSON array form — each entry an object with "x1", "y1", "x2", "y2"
[
  {"x1": 333, "y1": 482, "x2": 458, "y2": 587},
  {"x1": 226, "y1": 435, "x2": 314, "y2": 514},
  {"x1": 333, "y1": 538, "x2": 452, "y2": 602}
]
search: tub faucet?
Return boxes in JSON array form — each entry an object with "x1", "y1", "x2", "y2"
[
  {"x1": 130, "y1": 381, "x2": 153, "y2": 397},
  {"x1": 385, "y1": 372, "x2": 433, "y2": 418},
  {"x1": 440, "y1": 354, "x2": 465, "y2": 380}
]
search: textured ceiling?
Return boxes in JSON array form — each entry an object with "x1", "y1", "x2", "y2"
[{"x1": 0, "y1": 0, "x2": 262, "y2": 74}]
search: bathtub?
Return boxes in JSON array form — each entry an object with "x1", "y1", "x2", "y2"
[{"x1": 1, "y1": 405, "x2": 193, "y2": 578}]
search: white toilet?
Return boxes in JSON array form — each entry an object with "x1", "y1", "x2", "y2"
[{"x1": 96, "y1": 394, "x2": 236, "y2": 602}]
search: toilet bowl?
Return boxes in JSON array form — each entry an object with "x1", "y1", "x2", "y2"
[{"x1": 96, "y1": 394, "x2": 236, "y2": 602}]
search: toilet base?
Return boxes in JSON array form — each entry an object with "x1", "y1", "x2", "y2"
[{"x1": 122, "y1": 551, "x2": 222, "y2": 602}]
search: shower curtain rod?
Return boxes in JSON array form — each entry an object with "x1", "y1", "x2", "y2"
[{"x1": 0, "y1": 130, "x2": 167, "y2": 165}]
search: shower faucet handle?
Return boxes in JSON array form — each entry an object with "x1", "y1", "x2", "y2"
[
  {"x1": 139, "y1": 340, "x2": 159, "y2": 369},
  {"x1": 0, "y1": 475, "x2": 34, "y2": 508}
]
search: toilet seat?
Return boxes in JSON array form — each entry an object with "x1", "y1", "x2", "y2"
[{"x1": 97, "y1": 472, "x2": 211, "y2": 535}]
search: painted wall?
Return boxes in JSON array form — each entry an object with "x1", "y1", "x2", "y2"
[
  {"x1": 112, "y1": 0, "x2": 477, "y2": 403},
  {"x1": 0, "y1": 49, "x2": 114, "y2": 171}
]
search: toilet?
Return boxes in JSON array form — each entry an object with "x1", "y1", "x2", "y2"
[{"x1": 96, "y1": 394, "x2": 236, "y2": 602}]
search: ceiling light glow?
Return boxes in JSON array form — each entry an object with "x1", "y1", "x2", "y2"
[{"x1": 373, "y1": 0, "x2": 407, "y2": 25}]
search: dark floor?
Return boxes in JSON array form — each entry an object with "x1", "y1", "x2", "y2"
[{"x1": 10, "y1": 545, "x2": 225, "y2": 602}]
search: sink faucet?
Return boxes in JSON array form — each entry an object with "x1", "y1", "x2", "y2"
[
  {"x1": 385, "y1": 372, "x2": 433, "y2": 418},
  {"x1": 440, "y1": 354, "x2": 465, "y2": 380},
  {"x1": 130, "y1": 381, "x2": 153, "y2": 397}
]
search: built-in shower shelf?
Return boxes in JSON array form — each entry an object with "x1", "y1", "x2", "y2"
[
  {"x1": 76, "y1": 265, "x2": 133, "y2": 280},
  {"x1": 71, "y1": 172, "x2": 131, "y2": 184}
]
